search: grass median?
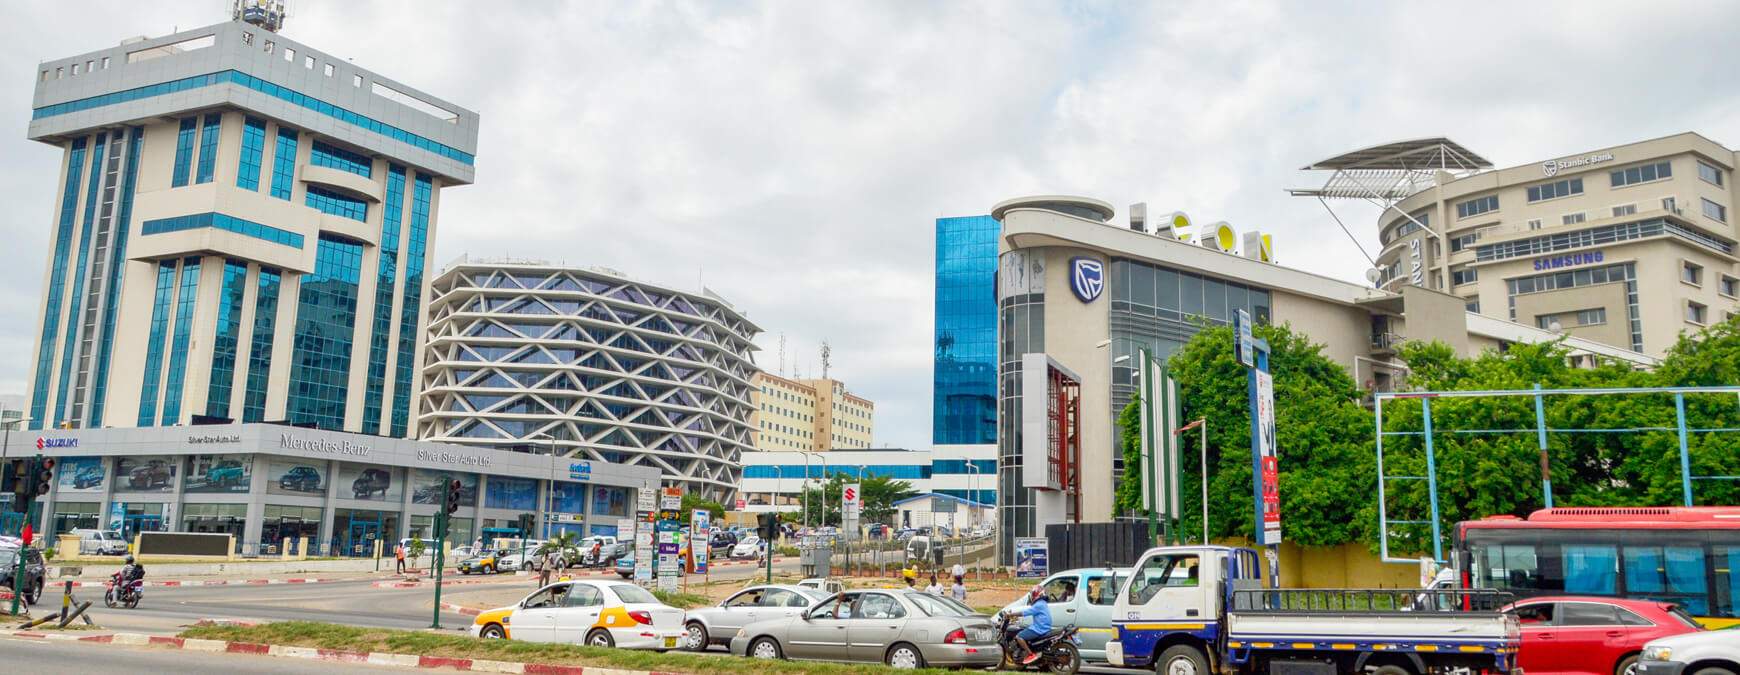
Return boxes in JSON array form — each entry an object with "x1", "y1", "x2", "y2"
[{"x1": 178, "y1": 621, "x2": 959, "y2": 675}]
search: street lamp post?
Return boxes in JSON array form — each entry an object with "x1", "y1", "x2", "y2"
[
  {"x1": 533, "y1": 432, "x2": 558, "y2": 540},
  {"x1": 800, "y1": 453, "x2": 812, "y2": 528},
  {"x1": 1175, "y1": 418, "x2": 1208, "y2": 543}
]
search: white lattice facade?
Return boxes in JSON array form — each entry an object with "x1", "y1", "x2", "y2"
[{"x1": 417, "y1": 259, "x2": 761, "y2": 501}]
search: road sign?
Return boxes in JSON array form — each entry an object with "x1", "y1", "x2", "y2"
[
  {"x1": 691, "y1": 509, "x2": 710, "y2": 574},
  {"x1": 1237, "y1": 309, "x2": 1254, "y2": 368},
  {"x1": 661, "y1": 487, "x2": 682, "y2": 511},
  {"x1": 1255, "y1": 368, "x2": 1281, "y2": 545},
  {"x1": 734, "y1": 499, "x2": 746, "y2": 510},
  {"x1": 637, "y1": 485, "x2": 656, "y2": 513}
]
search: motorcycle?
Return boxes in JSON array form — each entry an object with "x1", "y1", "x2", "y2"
[
  {"x1": 104, "y1": 571, "x2": 142, "y2": 609},
  {"x1": 994, "y1": 611, "x2": 1081, "y2": 674}
]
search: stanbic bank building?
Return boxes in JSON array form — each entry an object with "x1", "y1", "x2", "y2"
[
  {"x1": 989, "y1": 195, "x2": 1651, "y2": 561},
  {"x1": 14, "y1": 423, "x2": 660, "y2": 556}
]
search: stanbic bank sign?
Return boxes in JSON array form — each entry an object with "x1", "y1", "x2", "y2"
[{"x1": 1542, "y1": 152, "x2": 1615, "y2": 177}]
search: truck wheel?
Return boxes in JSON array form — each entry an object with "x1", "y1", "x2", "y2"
[
  {"x1": 1690, "y1": 669, "x2": 1738, "y2": 675},
  {"x1": 1158, "y1": 645, "x2": 1210, "y2": 675}
]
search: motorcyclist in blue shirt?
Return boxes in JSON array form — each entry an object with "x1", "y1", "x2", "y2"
[{"x1": 1010, "y1": 584, "x2": 1052, "y2": 664}]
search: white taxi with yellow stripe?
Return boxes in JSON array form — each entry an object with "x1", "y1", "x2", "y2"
[{"x1": 503, "y1": 579, "x2": 686, "y2": 650}]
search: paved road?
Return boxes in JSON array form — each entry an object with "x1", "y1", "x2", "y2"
[
  {"x1": 0, "y1": 634, "x2": 419, "y2": 673},
  {"x1": 40, "y1": 557, "x2": 802, "y2": 636}
]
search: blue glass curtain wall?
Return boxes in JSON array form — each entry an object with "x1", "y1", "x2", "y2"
[
  {"x1": 205, "y1": 260, "x2": 249, "y2": 418},
  {"x1": 160, "y1": 258, "x2": 203, "y2": 425},
  {"x1": 90, "y1": 127, "x2": 144, "y2": 426},
  {"x1": 932, "y1": 216, "x2": 1000, "y2": 445},
  {"x1": 390, "y1": 173, "x2": 432, "y2": 437},
  {"x1": 361, "y1": 166, "x2": 405, "y2": 433},
  {"x1": 241, "y1": 268, "x2": 282, "y2": 423},
  {"x1": 30, "y1": 137, "x2": 87, "y2": 429},
  {"x1": 287, "y1": 236, "x2": 364, "y2": 429},
  {"x1": 136, "y1": 262, "x2": 178, "y2": 425}
]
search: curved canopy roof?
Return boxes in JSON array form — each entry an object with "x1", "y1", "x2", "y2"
[{"x1": 1301, "y1": 137, "x2": 1493, "y2": 172}]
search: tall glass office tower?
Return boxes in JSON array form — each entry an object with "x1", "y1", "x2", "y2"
[
  {"x1": 25, "y1": 20, "x2": 478, "y2": 434},
  {"x1": 932, "y1": 216, "x2": 1000, "y2": 445}
]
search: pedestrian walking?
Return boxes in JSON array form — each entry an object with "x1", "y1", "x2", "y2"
[
  {"x1": 926, "y1": 574, "x2": 943, "y2": 595},
  {"x1": 537, "y1": 549, "x2": 554, "y2": 586},
  {"x1": 395, "y1": 542, "x2": 406, "y2": 574},
  {"x1": 950, "y1": 578, "x2": 968, "y2": 603}
]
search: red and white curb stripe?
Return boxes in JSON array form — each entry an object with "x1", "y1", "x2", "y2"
[
  {"x1": 52, "y1": 577, "x2": 340, "y2": 589},
  {"x1": 441, "y1": 602, "x2": 484, "y2": 616},
  {"x1": 6, "y1": 630, "x2": 690, "y2": 674}
]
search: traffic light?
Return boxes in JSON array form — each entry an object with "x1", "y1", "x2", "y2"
[
  {"x1": 757, "y1": 513, "x2": 770, "y2": 540},
  {"x1": 6, "y1": 460, "x2": 28, "y2": 513},
  {"x1": 445, "y1": 480, "x2": 463, "y2": 517},
  {"x1": 33, "y1": 459, "x2": 53, "y2": 499},
  {"x1": 773, "y1": 513, "x2": 782, "y2": 540}
]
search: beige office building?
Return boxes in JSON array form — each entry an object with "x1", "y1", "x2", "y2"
[
  {"x1": 1368, "y1": 132, "x2": 1738, "y2": 356},
  {"x1": 988, "y1": 195, "x2": 1655, "y2": 561},
  {"x1": 750, "y1": 372, "x2": 875, "y2": 452}
]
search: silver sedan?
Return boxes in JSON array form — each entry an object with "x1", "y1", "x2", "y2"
[
  {"x1": 682, "y1": 584, "x2": 831, "y2": 651},
  {"x1": 728, "y1": 589, "x2": 1001, "y2": 669}
]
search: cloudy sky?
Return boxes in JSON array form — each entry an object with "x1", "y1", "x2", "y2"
[{"x1": 3, "y1": 1, "x2": 1739, "y2": 449}]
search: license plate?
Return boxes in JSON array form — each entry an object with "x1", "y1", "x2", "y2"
[
  {"x1": 972, "y1": 629, "x2": 991, "y2": 642},
  {"x1": 664, "y1": 637, "x2": 677, "y2": 648}
]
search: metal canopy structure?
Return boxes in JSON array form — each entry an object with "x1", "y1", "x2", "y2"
[
  {"x1": 1288, "y1": 138, "x2": 1494, "y2": 270},
  {"x1": 1373, "y1": 384, "x2": 1740, "y2": 564}
]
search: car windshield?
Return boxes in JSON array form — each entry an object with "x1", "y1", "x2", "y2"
[
  {"x1": 797, "y1": 588, "x2": 832, "y2": 602},
  {"x1": 610, "y1": 583, "x2": 658, "y2": 605},
  {"x1": 908, "y1": 592, "x2": 976, "y2": 617}
]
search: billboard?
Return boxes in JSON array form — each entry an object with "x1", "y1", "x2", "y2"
[
  {"x1": 335, "y1": 462, "x2": 402, "y2": 502},
  {"x1": 1015, "y1": 537, "x2": 1049, "y2": 578},
  {"x1": 265, "y1": 458, "x2": 328, "y2": 497},
  {"x1": 57, "y1": 456, "x2": 108, "y2": 494},
  {"x1": 411, "y1": 468, "x2": 477, "y2": 506},
  {"x1": 114, "y1": 455, "x2": 179, "y2": 493},
  {"x1": 184, "y1": 453, "x2": 254, "y2": 494}
]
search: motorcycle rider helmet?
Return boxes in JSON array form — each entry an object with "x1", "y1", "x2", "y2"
[
  {"x1": 1028, "y1": 583, "x2": 1045, "y2": 604},
  {"x1": 124, "y1": 554, "x2": 135, "y2": 564}
]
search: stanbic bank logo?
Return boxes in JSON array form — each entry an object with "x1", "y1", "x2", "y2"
[
  {"x1": 1070, "y1": 257, "x2": 1105, "y2": 303},
  {"x1": 1543, "y1": 152, "x2": 1615, "y2": 177}
]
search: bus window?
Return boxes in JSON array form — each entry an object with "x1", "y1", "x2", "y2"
[
  {"x1": 1475, "y1": 543, "x2": 1540, "y2": 590},
  {"x1": 1623, "y1": 545, "x2": 1709, "y2": 615},
  {"x1": 1563, "y1": 545, "x2": 1617, "y2": 595},
  {"x1": 1718, "y1": 545, "x2": 1739, "y2": 617}
]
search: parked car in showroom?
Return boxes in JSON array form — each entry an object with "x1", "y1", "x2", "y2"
[
  {"x1": 682, "y1": 584, "x2": 830, "y2": 651},
  {"x1": 351, "y1": 468, "x2": 391, "y2": 499},
  {"x1": 1506, "y1": 596, "x2": 1705, "y2": 675},
  {"x1": 204, "y1": 459, "x2": 247, "y2": 487},
  {"x1": 127, "y1": 459, "x2": 173, "y2": 489},
  {"x1": 1638, "y1": 627, "x2": 1738, "y2": 675},
  {"x1": 730, "y1": 589, "x2": 1001, "y2": 668},
  {"x1": 483, "y1": 579, "x2": 686, "y2": 650},
  {"x1": 277, "y1": 466, "x2": 322, "y2": 492},
  {"x1": 72, "y1": 465, "x2": 104, "y2": 489}
]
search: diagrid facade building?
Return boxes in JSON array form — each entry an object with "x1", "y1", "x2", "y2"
[
  {"x1": 25, "y1": 20, "x2": 478, "y2": 434},
  {"x1": 418, "y1": 259, "x2": 761, "y2": 502}
]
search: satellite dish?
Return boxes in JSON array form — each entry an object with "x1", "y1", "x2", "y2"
[{"x1": 1365, "y1": 268, "x2": 1382, "y2": 284}]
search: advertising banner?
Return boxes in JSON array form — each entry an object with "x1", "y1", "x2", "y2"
[
  {"x1": 616, "y1": 518, "x2": 635, "y2": 540},
  {"x1": 265, "y1": 458, "x2": 328, "y2": 497},
  {"x1": 57, "y1": 456, "x2": 108, "y2": 494},
  {"x1": 411, "y1": 469, "x2": 477, "y2": 506},
  {"x1": 108, "y1": 501, "x2": 125, "y2": 531},
  {"x1": 184, "y1": 453, "x2": 254, "y2": 494},
  {"x1": 1015, "y1": 538, "x2": 1049, "y2": 578},
  {"x1": 634, "y1": 521, "x2": 654, "y2": 588},
  {"x1": 656, "y1": 528, "x2": 679, "y2": 592},
  {"x1": 485, "y1": 476, "x2": 537, "y2": 511},
  {"x1": 114, "y1": 455, "x2": 179, "y2": 493},
  {"x1": 335, "y1": 462, "x2": 402, "y2": 502},
  {"x1": 1255, "y1": 369, "x2": 1282, "y2": 545},
  {"x1": 691, "y1": 509, "x2": 710, "y2": 574}
]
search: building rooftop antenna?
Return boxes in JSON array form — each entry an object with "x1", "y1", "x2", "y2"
[
  {"x1": 820, "y1": 340, "x2": 831, "y2": 380},
  {"x1": 233, "y1": 0, "x2": 289, "y2": 32}
]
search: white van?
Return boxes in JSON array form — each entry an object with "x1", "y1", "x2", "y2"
[{"x1": 70, "y1": 529, "x2": 128, "y2": 556}]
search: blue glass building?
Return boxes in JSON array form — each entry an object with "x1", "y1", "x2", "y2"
[{"x1": 932, "y1": 216, "x2": 1000, "y2": 446}]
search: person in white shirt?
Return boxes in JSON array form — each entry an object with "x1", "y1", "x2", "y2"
[{"x1": 925, "y1": 574, "x2": 943, "y2": 595}]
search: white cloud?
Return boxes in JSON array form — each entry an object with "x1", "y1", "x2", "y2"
[{"x1": 1, "y1": 1, "x2": 1738, "y2": 450}]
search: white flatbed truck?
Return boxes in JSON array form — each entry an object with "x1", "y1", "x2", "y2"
[{"x1": 1105, "y1": 546, "x2": 1520, "y2": 675}]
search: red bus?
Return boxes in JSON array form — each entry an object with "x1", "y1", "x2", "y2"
[{"x1": 1454, "y1": 506, "x2": 1740, "y2": 629}]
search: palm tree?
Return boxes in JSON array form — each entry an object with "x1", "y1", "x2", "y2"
[{"x1": 535, "y1": 531, "x2": 581, "y2": 568}]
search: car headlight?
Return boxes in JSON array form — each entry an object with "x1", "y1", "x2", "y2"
[
  {"x1": 502, "y1": 616, "x2": 511, "y2": 625},
  {"x1": 1645, "y1": 646, "x2": 1672, "y2": 661}
]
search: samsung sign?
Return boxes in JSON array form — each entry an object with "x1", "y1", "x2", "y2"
[{"x1": 1534, "y1": 250, "x2": 1605, "y2": 271}]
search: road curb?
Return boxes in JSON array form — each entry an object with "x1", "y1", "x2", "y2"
[
  {"x1": 440, "y1": 601, "x2": 484, "y2": 616},
  {"x1": 50, "y1": 577, "x2": 342, "y2": 589},
  {"x1": 13, "y1": 629, "x2": 704, "y2": 674}
]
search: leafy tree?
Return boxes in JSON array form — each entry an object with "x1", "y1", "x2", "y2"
[
  {"x1": 1118, "y1": 322, "x2": 1376, "y2": 547},
  {"x1": 679, "y1": 495, "x2": 725, "y2": 521},
  {"x1": 1113, "y1": 394, "x2": 1144, "y2": 515},
  {"x1": 535, "y1": 531, "x2": 581, "y2": 564},
  {"x1": 795, "y1": 473, "x2": 917, "y2": 527}
]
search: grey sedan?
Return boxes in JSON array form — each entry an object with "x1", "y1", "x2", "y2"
[
  {"x1": 728, "y1": 589, "x2": 1001, "y2": 669},
  {"x1": 682, "y1": 584, "x2": 831, "y2": 650}
]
